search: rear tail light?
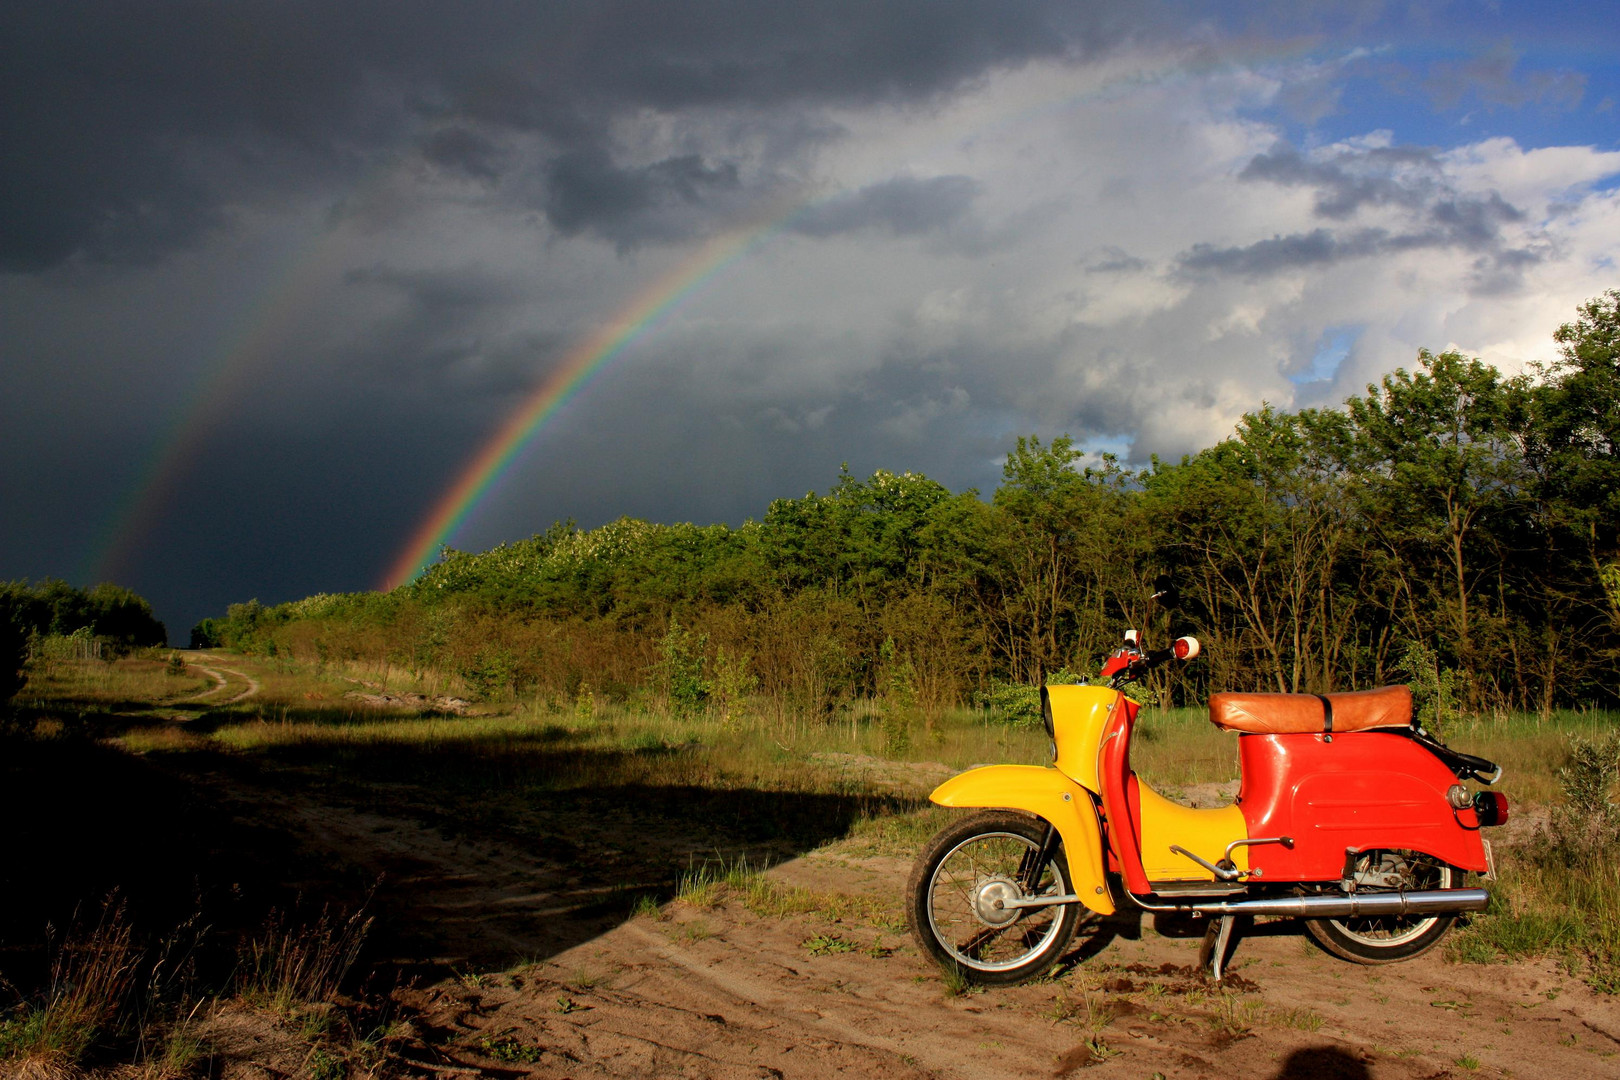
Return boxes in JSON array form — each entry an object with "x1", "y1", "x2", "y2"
[
  {"x1": 1473, "y1": 791, "x2": 1509, "y2": 827},
  {"x1": 1173, "y1": 636, "x2": 1200, "y2": 660}
]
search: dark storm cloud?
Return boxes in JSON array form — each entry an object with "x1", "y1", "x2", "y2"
[
  {"x1": 1179, "y1": 228, "x2": 1383, "y2": 275},
  {"x1": 790, "y1": 175, "x2": 982, "y2": 238},
  {"x1": 541, "y1": 149, "x2": 748, "y2": 248},
  {"x1": 339, "y1": 264, "x2": 556, "y2": 395},
  {"x1": 1086, "y1": 246, "x2": 1149, "y2": 273},
  {"x1": 0, "y1": 0, "x2": 1151, "y2": 271},
  {"x1": 1239, "y1": 145, "x2": 1438, "y2": 219},
  {"x1": 421, "y1": 127, "x2": 504, "y2": 183},
  {"x1": 1201, "y1": 141, "x2": 1538, "y2": 284},
  {"x1": 1178, "y1": 207, "x2": 1537, "y2": 278}
]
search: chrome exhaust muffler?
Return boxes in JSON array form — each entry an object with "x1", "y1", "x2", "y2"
[{"x1": 1186, "y1": 888, "x2": 1489, "y2": 919}]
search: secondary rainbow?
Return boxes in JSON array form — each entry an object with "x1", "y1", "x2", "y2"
[
  {"x1": 89, "y1": 221, "x2": 348, "y2": 583},
  {"x1": 90, "y1": 46, "x2": 1284, "y2": 591},
  {"x1": 379, "y1": 215, "x2": 784, "y2": 590}
]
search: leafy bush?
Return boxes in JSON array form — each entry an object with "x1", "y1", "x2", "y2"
[
  {"x1": 1453, "y1": 732, "x2": 1620, "y2": 988},
  {"x1": 879, "y1": 637, "x2": 917, "y2": 753},
  {"x1": 659, "y1": 619, "x2": 709, "y2": 718},
  {"x1": 1396, "y1": 639, "x2": 1464, "y2": 733},
  {"x1": 460, "y1": 647, "x2": 518, "y2": 702},
  {"x1": 709, "y1": 647, "x2": 756, "y2": 731},
  {"x1": 1545, "y1": 732, "x2": 1620, "y2": 858},
  {"x1": 190, "y1": 617, "x2": 220, "y2": 649},
  {"x1": 980, "y1": 669, "x2": 1082, "y2": 725}
]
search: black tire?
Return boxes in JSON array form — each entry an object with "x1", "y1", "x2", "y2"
[
  {"x1": 906, "y1": 810, "x2": 1081, "y2": 986},
  {"x1": 1303, "y1": 850, "x2": 1459, "y2": 964}
]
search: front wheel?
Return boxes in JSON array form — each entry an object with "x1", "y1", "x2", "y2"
[
  {"x1": 906, "y1": 810, "x2": 1081, "y2": 985},
  {"x1": 1303, "y1": 850, "x2": 1459, "y2": 964}
]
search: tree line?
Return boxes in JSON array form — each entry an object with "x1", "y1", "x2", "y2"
[
  {"x1": 1, "y1": 579, "x2": 168, "y2": 704},
  {"x1": 198, "y1": 292, "x2": 1620, "y2": 719}
]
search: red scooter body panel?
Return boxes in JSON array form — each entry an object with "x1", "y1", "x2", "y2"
[
  {"x1": 1097, "y1": 695, "x2": 1154, "y2": 895},
  {"x1": 1238, "y1": 731, "x2": 1489, "y2": 881}
]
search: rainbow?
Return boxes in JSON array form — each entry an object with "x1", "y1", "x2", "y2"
[
  {"x1": 88, "y1": 219, "x2": 346, "y2": 582},
  {"x1": 90, "y1": 42, "x2": 1306, "y2": 592},
  {"x1": 378, "y1": 201, "x2": 794, "y2": 590},
  {"x1": 375, "y1": 51, "x2": 1328, "y2": 592}
]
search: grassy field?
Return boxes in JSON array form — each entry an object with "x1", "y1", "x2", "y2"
[{"x1": 3, "y1": 650, "x2": 1618, "y2": 1077}]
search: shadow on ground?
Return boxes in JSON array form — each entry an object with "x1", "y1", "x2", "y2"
[
  {"x1": 1273, "y1": 1046, "x2": 1372, "y2": 1079},
  {"x1": 1, "y1": 711, "x2": 919, "y2": 994},
  {"x1": 0, "y1": 727, "x2": 315, "y2": 993}
]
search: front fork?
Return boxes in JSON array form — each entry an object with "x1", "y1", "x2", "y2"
[{"x1": 1018, "y1": 821, "x2": 1062, "y2": 893}]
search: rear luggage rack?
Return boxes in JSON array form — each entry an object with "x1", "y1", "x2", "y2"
[{"x1": 1385, "y1": 726, "x2": 1501, "y2": 784}]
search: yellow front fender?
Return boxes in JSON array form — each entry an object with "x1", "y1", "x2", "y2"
[{"x1": 929, "y1": 765, "x2": 1114, "y2": 916}]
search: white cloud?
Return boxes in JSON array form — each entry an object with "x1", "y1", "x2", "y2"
[
  {"x1": 293, "y1": 50, "x2": 1620, "y2": 474},
  {"x1": 9, "y1": 36, "x2": 1620, "y2": 596}
]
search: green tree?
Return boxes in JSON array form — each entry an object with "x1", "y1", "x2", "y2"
[
  {"x1": 659, "y1": 618, "x2": 709, "y2": 717},
  {"x1": 0, "y1": 593, "x2": 29, "y2": 707},
  {"x1": 990, "y1": 436, "x2": 1140, "y2": 682},
  {"x1": 1526, "y1": 291, "x2": 1620, "y2": 634},
  {"x1": 1533, "y1": 290, "x2": 1620, "y2": 532},
  {"x1": 1346, "y1": 350, "x2": 1530, "y2": 695},
  {"x1": 1147, "y1": 406, "x2": 1360, "y2": 694}
]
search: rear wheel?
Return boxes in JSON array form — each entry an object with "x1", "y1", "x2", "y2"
[
  {"x1": 1303, "y1": 850, "x2": 1459, "y2": 964},
  {"x1": 906, "y1": 810, "x2": 1081, "y2": 986}
]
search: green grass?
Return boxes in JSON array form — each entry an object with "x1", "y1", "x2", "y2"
[
  {"x1": 1269, "y1": 1005, "x2": 1325, "y2": 1032},
  {"x1": 1448, "y1": 845, "x2": 1620, "y2": 989},
  {"x1": 477, "y1": 1031, "x2": 545, "y2": 1062},
  {"x1": 16, "y1": 653, "x2": 215, "y2": 711},
  {"x1": 1128, "y1": 707, "x2": 1240, "y2": 788},
  {"x1": 17, "y1": 648, "x2": 1620, "y2": 1031},
  {"x1": 801, "y1": 933, "x2": 856, "y2": 955},
  {"x1": 34, "y1": 652, "x2": 1601, "y2": 818},
  {"x1": 833, "y1": 804, "x2": 960, "y2": 857},
  {"x1": 209, "y1": 695, "x2": 1050, "y2": 779},
  {"x1": 739, "y1": 876, "x2": 905, "y2": 931}
]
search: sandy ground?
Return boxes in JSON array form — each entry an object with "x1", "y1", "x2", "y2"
[{"x1": 180, "y1": 765, "x2": 1620, "y2": 1080}]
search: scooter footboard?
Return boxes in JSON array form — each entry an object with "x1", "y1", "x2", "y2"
[{"x1": 929, "y1": 765, "x2": 1114, "y2": 915}]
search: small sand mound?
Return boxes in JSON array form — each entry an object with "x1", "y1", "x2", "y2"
[{"x1": 342, "y1": 690, "x2": 471, "y2": 714}]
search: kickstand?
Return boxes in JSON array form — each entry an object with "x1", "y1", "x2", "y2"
[{"x1": 1198, "y1": 914, "x2": 1238, "y2": 981}]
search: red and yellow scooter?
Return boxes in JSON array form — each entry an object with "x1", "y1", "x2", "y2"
[{"x1": 907, "y1": 629, "x2": 1509, "y2": 983}]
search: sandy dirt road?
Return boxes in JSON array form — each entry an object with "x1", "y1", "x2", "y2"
[
  {"x1": 179, "y1": 764, "x2": 1620, "y2": 1080},
  {"x1": 177, "y1": 654, "x2": 262, "y2": 704}
]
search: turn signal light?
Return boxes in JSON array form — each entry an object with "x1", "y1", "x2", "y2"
[
  {"x1": 1473, "y1": 791, "x2": 1509, "y2": 827},
  {"x1": 1173, "y1": 636, "x2": 1200, "y2": 660}
]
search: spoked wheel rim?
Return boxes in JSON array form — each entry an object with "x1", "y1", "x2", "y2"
[
  {"x1": 1330, "y1": 850, "x2": 1456, "y2": 947},
  {"x1": 925, "y1": 830, "x2": 1069, "y2": 972}
]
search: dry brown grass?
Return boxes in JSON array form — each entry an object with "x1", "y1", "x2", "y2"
[
  {"x1": 239, "y1": 908, "x2": 372, "y2": 1015},
  {"x1": 0, "y1": 900, "x2": 140, "y2": 1076}
]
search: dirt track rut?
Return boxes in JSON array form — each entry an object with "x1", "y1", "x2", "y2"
[{"x1": 177, "y1": 655, "x2": 261, "y2": 704}]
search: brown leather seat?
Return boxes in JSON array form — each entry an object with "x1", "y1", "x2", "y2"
[{"x1": 1207, "y1": 685, "x2": 1412, "y2": 735}]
